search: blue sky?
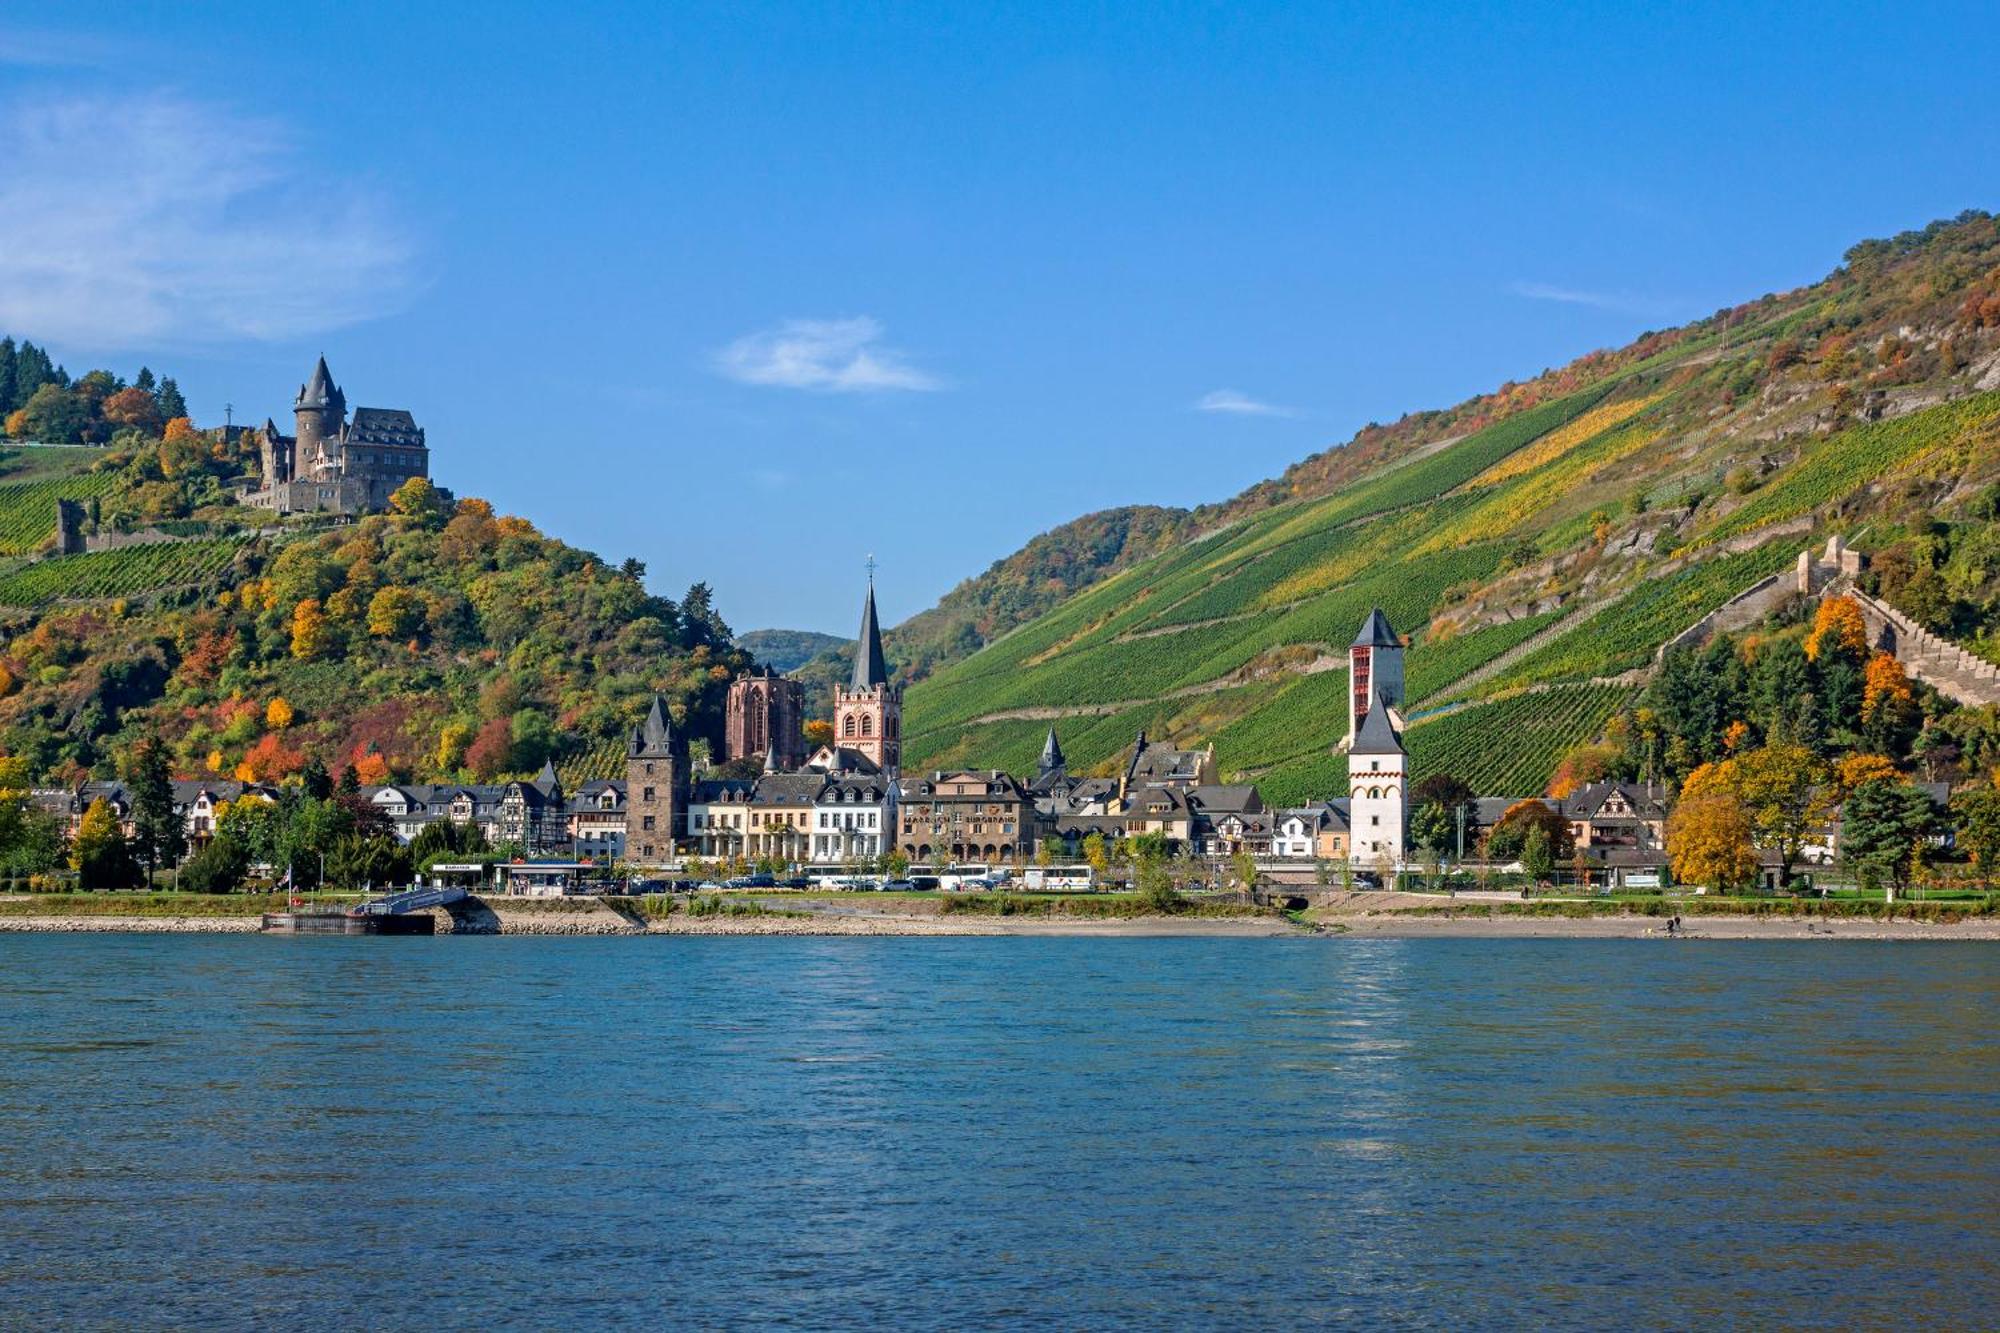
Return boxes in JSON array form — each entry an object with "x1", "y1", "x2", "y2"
[{"x1": 1, "y1": 3, "x2": 1995, "y2": 634}]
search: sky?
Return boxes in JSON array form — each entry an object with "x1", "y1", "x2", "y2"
[{"x1": 1, "y1": 3, "x2": 1996, "y2": 635}]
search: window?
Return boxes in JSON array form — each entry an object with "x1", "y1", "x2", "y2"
[
  {"x1": 642, "y1": 816, "x2": 656, "y2": 831},
  {"x1": 842, "y1": 715, "x2": 856, "y2": 738},
  {"x1": 860, "y1": 715, "x2": 873, "y2": 737},
  {"x1": 642, "y1": 786, "x2": 655, "y2": 802}
]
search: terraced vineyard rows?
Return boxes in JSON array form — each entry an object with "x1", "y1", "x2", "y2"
[
  {"x1": 0, "y1": 469, "x2": 120, "y2": 556},
  {"x1": 0, "y1": 538, "x2": 248, "y2": 608},
  {"x1": 1698, "y1": 390, "x2": 2000, "y2": 548},
  {"x1": 1408, "y1": 684, "x2": 1634, "y2": 798},
  {"x1": 1485, "y1": 542, "x2": 1796, "y2": 690}
]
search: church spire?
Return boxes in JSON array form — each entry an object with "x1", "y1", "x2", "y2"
[
  {"x1": 1039, "y1": 727, "x2": 1066, "y2": 778},
  {"x1": 850, "y1": 572, "x2": 888, "y2": 691}
]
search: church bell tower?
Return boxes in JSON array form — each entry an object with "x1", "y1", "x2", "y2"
[{"x1": 833, "y1": 567, "x2": 901, "y2": 773}]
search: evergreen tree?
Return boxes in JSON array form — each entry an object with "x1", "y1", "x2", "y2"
[
  {"x1": 1842, "y1": 780, "x2": 1941, "y2": 896},
  {"x1": 155, "y1": 377, "x2": 188, "y2": 422},
  {"x1": 300, "y1": 758, "x2": 334, "y2": 801},
  {"x1": 130, "y1": 736, "x2": 186, "y2": 883},
  {"x1": 134, "y1": 366, "x2": 156, "y2": 395},
  {"x1": 12, "y1": 342, "x2": 60, "y2": 400},
  {"x1": 0, "y1": 337, "x2": 15, "y2": 414}
]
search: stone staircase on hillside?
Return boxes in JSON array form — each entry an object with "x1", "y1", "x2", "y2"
[{"x1": 1845, "y1": 588, "x2": 2000, "y2": 709}]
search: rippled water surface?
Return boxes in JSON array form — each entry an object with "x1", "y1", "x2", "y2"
[{"x1": 2, "y1": 936, "x2": 1996, "y2": 1328}]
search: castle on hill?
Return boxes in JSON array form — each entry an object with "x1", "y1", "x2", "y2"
[{"x1": 241, "y1": 356, "x2": 430, "y2": 516}]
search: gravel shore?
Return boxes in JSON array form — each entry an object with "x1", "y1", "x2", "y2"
[{"x1": 1, "y1": 899, "x2": 1993, "y2": 939}]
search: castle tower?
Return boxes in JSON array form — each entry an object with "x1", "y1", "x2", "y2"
[
  {"x1": 1348, "y1": 608, "x2": 1404, "y2": 744},
  {"x1": 1347, "y1": 687, "x2": 1407, "y2": 868},
  {"x1": 624, "y1": 694, "x2": 685, "y2": 863},
  {"x1": 833, "y1": 574, "x2": 901, "y2": 772},
  {"x1": 293, "y1": 355, "x2": 347, "y2": 470}
]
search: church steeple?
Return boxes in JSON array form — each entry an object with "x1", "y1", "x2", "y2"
[
  {"x1": 833, "y1": 565, "x2": 901, "y2": 774},
  {"x1": 851, "y1": 578, "x2": 889, "y2": 690}
]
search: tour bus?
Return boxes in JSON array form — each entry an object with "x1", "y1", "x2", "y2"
[{"x1": 1021, "y1": 865, "x2": 1095, "y2": 892}]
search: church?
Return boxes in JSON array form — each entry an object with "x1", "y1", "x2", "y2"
[{"x1": 242, "y1": 356, "x2": 431, "y2": 516}]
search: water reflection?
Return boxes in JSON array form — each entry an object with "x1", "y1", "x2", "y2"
[{"x1": 0, "y1": 935, "x2": 1995, "y2": 1327}]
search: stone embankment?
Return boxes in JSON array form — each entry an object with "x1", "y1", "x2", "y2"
[{"x1": 0, "y1": 915, "x2": 261, "y2": 933}]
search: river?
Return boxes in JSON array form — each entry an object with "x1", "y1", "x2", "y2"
[{"x1": 1, "y1": 935, "x2": 1994, "y2": 1327}]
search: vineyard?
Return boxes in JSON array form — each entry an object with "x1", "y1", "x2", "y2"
[
  {"x1": 1406, "y1": 683, "x2": 1634, "y2": 798},
  {"x1": 0, "y1": 538, "x2": 249, "y2": 608},
  {"x1": 1696, "y1": 391, "x2": 2000, "y2": 549},
  {"x1": 1484, "y1": 542, "x2": 1798, "y2": 691},
  {"x1": 0, "y1": 465, "x2": 120, "y2": 557}
]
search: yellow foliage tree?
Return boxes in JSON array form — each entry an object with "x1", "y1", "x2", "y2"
[
  {"x1": 435, "y1": 720, "x2": 472, "y2": 772},
  {"x1": 367, "y1": 586, "x2": 424, "y2": 639},
  {"x1": 266, "y1": 697, "x2": 294, "y2": 729},
  {"x1": 1835, "y1": 753, "x2": 1901, "y2": 796},
  {"x1": 290, "y1": 598, "x2": 332, "y2": 661},
  {"x1": 1805, "y1": 595, "x2": 1868, "y2": 661},
  {"x1": 206, "y1": 748, "x2": 226, "y2": 773},
  {"x1": 162, "y1": 416, "x2": 197, "y2": 443},
  {"x1": 1666, "y1": 793, "x2": 1758, "y2": 891}
]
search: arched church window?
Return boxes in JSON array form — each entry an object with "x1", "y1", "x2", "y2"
[
  {"x1": 842, "y1": 715, "x2": 856, "y2": 738},
  {"x1": 860, "y1": 715, "x2": 874, "y2": 737}
]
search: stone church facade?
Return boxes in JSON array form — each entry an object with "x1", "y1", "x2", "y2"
[
  {"x1": 242, "y1": 356, "x2": 430, "y2": 517},
  {"x1": 724, "y1": 670, "x2": 806, "y2": 768}
]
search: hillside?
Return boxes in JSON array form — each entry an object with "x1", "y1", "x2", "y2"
[
  {"x1": 0, "y1": 443, "x2": 750, "y2": 788},
  {"x1": 902, "y1": 210, "x2": 2000, "y2": 803},
  {"x1": 734, "y1": 628, "x2": 848, "y2": 674}
]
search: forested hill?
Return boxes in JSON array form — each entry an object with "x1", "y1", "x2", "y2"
[
  {"x1": 901, "y1": 209, "x2": 2000, "y2": 801},
  {"x1": 0, "y1": 427, "x2": 749, "y2": 787}
]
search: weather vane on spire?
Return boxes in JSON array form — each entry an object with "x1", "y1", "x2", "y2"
[{"x1": 866, "y1": 553, "x2": 876, "y2": 585}]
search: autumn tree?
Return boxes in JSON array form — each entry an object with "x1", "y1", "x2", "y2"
[
  {"x1": 101, "y1": 386, "x2": 162, "y2": 435},
  {"x1": 1953, "y1": 787, "x2": 2000, "y2": 889},
  {"x1": 1834, "y1": 753, "x2": 1901, "y2": 797},
  {"x1": 1666, "y1": 792, "x2": 1758, "y2": 891},
  {"x1": 1860, "y1": 651, "x2": 1919, "y2": 752},
  {"x1": 266, "y1": 697, "x2": 294, "y2": 729},
  {"x1": 803, "y1": 719, "x2": 835, "y2": 748},
  {"x1": 71, "y1": 797, "x2": 137, "y2": 889},
  {"x1": 1805, "y1": 595, "x2": 1868, "y2": 662},
  {"x1": 366, "y1": 586, "x2": 425, "y2": 639},
  {"x1": 389, "y1": 476, "x2": 449, "y2": 528},
  {"x1": 1548, "y1": 743, "x2": 1618, "y2": 799},
  {"x1": 1700, "y1": 743, "x2": 1833, "y2": 890},
  {"x1": 1487, "y1": 799, "x2": 1572, "y2": 861},
  {"x1": 290, "y1": 598, "x2": 333, "y2": 660}
]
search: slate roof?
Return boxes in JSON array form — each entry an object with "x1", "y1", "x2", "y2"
[
  {"x1": 1349, "y1": 690, "x2": 1405, "y2": 755},
  {"x1": 295, "y1": 355, "x2": 343, "y2": 412},
  {"x1": 345, "y1": 407, "x2": 424, "y2": 448},
  {"x1": 1188, "y1": 784, "x2": 1264, "y2": 814},
  {"x1": 851, "y1": 582, "x2": 889, "y2": 690},
  {"x1": 630, "y1": 695, "x2": 675, "y2": 758},
  {"x1": 1351, "y1": 608, "x2": 1400, "y2": 649},
  {"x1": 749, "y1": 773, "x2": 829, "y2": 806},
  {"x1": 1039, "y1": 727, "x2": 1065, "y2": 774}
]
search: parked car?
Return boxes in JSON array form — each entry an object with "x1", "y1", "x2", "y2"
[
  {"x1": 778, "y1": 876, "x2": 810, "y2": 890},
  {"x1": 725, "y1": 873, "x2": 777, "y2": 889},
  {"x1": 881, "y1": 878, "x2": 917, "y2": 891},
  {"x1": 909, "y1": 875, "x2": 940, "y2": 892}
]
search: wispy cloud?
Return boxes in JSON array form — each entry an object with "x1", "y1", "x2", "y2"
[
  {"x1": 1508, "y1": 280, "x2": 1681, "y2": 319},
  {"x1": 0, "y1": 93, "x2": 416, "y2": 347},
  {"x1": 1195, "y1": 388, "x2": 1299, "y2": 418},
  {"x1": 715, "y1": 316, "x2": 943, "y2": 392}
]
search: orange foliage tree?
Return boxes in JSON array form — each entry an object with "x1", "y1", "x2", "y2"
[
  {"x1": 1666, "y1": 793, "x2": 1758, "y2": 890},
  {"x1": 1805, "y1": 595, "x2": 1868, "y2": 662}
]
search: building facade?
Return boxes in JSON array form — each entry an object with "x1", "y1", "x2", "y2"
[
  {"x1": 1347, "y1": 609, "x2": 1408, "y2": 866},
  {"x1": 897, "y1": 770, "x2": 1034, "y2": 864}
]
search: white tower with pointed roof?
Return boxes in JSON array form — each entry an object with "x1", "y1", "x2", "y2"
[{"x1": 1346, "y1": 610, "x2": 1407, "y2": 867}]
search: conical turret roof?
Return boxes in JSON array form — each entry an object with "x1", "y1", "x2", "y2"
[
  {"x1": 851, "y1": 581, "x2": 889, "y2": 690},
  {"x1": 295, "y1": 355, "x2": 340, "y2": 410},
  {"x1": 630, "y1": 694, "x2": 675, "y2": 758},
  {"x1": 533, "y1": 758, "x2": 561, "y2": 795}
]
